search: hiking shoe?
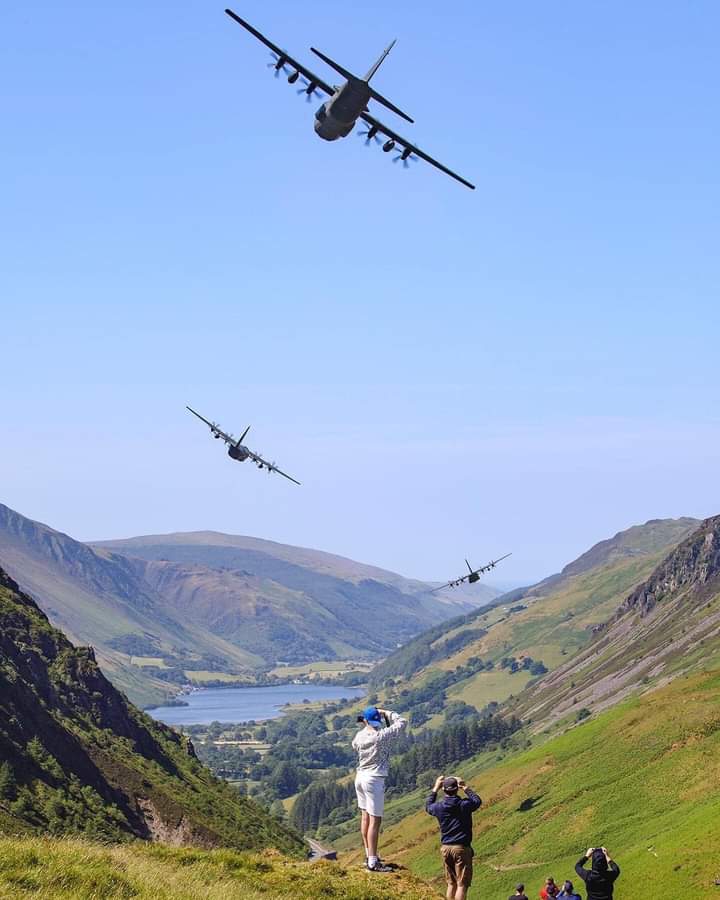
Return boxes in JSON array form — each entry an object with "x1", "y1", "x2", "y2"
[{"x1": 368, "y1": 862, "x2": 394, "y2": 873}]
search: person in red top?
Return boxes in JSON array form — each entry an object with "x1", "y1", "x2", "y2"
[{"x1": 540, "y1": 876, "x2": 560, "y2": 898}]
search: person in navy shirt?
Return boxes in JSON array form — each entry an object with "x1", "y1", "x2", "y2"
[{"x1": 426, "y1": 775, "x2": 482, "y2": 900}]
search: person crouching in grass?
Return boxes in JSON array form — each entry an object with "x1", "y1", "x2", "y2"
[
  {"x1": 426, "y1": 775, "x2": 482, "y2": 900},
  {"x1": 352, "y1": 706, "x2": 407, "y2": 872}
]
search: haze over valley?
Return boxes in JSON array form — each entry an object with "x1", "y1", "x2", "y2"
[{"x1": 0, "y1": 502, "x2": 495, "y2": 707}]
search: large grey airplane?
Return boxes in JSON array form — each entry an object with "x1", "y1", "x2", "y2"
[
  {"x1": 225, "y1": 9, "x2": 475, "y2": 190},
  {"x1": 186, "y1": 406, "x2": 300, "y2": 485},
  {"x1": 432, "y1": 553, "x2": 511, "y2": 592}
]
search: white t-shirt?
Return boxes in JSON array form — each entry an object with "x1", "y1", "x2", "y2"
[{"x1": 352, "y1": 711, "x2": 407, "y2": 776}]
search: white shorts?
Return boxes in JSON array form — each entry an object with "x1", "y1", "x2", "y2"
[{"x1": 355, "y1": 772, "x2": 386, "y2": 817}]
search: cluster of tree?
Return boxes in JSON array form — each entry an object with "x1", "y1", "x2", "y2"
[
  {"x1": 385, "y1": 713, "x2": 520, "y2": 792},
  {"x1": 289, "y1": 778, "x2": 356, "y2": 832},
  {"x1": 197, "y1": 745, "x2": 262, "y2": 780},
  {"x1": 499, "y1": 656, "x2": 548, "y2": 676},
  {"x1": 192, "y1": 711, "x2": 355, "y2": 801}
]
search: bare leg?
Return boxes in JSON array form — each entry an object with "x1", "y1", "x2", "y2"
[
  {"x1": 367, "y1": 815, "x2": 382, "y2": 859},
  {"x1": 455, "y1": 887, "x2": 467, "y2": 900},
  {"x1": 360, "y1": 811, "x2": 370, "y2": 857},
  {"x1": 446, "y1": 882, "x2": 455, "y2": 900}
]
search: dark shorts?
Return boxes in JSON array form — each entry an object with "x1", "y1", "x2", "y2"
[{"x1": 441, "y1": 844, "x2": 473, "y2": 888}]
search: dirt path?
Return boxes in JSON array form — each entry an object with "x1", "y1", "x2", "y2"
[{"x1": 307, "y1": 838, "x2": 337, "y2": 861}]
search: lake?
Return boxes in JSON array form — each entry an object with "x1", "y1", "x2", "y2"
[{"x1": 148, "y1": 683, "x2": 366, "y2": 726}]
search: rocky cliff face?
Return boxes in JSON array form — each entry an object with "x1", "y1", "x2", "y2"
[
  {"x1": 617, "y1": 516, "x2": 720, "y2": 619},
  {"x1": 514, "y1": 516, "x2": 720, "y2": 730},
  {"x1": 0, "y1": 565, "x2": 303, "y2": 854}
]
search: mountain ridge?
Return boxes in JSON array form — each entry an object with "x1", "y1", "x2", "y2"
[{"x1": 0, "y1": 503, "x2": 495, "y2": 706}]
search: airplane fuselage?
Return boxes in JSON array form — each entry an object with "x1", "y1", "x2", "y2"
[
  {"x1": 228, "y1": 444, "x2": 250, "y2": 461},
  {"x1": 314, "y1": 79, "x2": 371, "y2": 141}
]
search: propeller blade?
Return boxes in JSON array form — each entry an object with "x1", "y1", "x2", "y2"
[
  {"x1": 393, "y1": 150, "x2": 419, "y2": 168},
  {"x1": 358, "y1": 129, "x2": 381, "y2": 146}
]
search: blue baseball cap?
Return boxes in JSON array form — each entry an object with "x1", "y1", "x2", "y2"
[{"x1": 362, "y1": 706, "x2": 384, "y2": 729}]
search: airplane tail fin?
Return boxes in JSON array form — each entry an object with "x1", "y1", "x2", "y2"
[
  {"x1": 364, "y1": 39, "x2": 396, "y2": 82},
  {"x1": 238, "y1": 425, "x2": 251, "y2": 446},
  {"x1": 310, "y1": 43, "x2": 414, "y2": 124},
  {"x1": 465, "y1": 559, "x2": 474, "y2": 573}
]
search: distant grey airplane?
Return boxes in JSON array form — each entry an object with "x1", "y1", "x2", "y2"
[
  {"x1": 186, "y1": 406, "x2": 300, "y2": 485},
  {"x1": 433, "y1": 553, "x2": 511, "y2": 592},
  {"x1": 224, "y1": 9, "x2": 475, "y2": 190}
]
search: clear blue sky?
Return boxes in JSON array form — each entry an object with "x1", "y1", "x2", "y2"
[{"x1": 2, "y1": 0, "x2": 718, "y2": 585}]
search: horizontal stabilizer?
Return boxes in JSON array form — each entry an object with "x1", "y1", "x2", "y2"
[
  {"x1": 368, "y1": 87, "x2": 414, "y2": 124},
  {"x1": 310, "y1": 47, "x2": 355, "y2": 83}
]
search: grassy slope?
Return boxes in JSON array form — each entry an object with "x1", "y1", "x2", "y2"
[
  {"x1": 0, "y1": 840, "x2": 438, "y2": 900},
  {"x1": 371, "y1": 670, "x2": 720, "y2": 895},
  {"x1": 0, "y1": 569, "x2": 303, "y2": 856}
]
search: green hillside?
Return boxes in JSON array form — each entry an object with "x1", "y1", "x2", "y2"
[
  {"x1": 0, "y1": 565, "x2": 302, "y2": 855},
  {"x1": 370, "y1": 668, "x2": 720, "y2": 895}
]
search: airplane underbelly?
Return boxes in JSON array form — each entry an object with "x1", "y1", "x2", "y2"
[{"x1": 314, "y1": 113, "x2": 356, "y2": 142}]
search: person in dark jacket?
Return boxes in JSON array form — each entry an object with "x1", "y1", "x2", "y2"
[
  {"x1": 575, "y1": 847, "x2": 620, "y2": 899},
  {"x1": 509, "y1": 884, "x2": 529, "y2": 900},
  {"x1": 557, "y1": 880, "x2": 581, "y2": 899},
  {"x1": 426, "y1": 774, "x2": 482, "y2": 900}
]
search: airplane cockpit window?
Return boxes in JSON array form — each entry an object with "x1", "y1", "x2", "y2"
[{"x1": 315, "y1": 105, "x2": 327, "y2": 122}]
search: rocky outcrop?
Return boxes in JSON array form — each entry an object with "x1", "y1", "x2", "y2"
[{"x1": 618, "y1": 516, "x2": 720, "y2": 618}]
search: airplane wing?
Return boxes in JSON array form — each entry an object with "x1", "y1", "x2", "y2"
[
  {"x1": 431, "y1": 573, "x2": 470, "y2": 593},
  {"x1": 225, "y1": 9, "x2": 335, "y2": 98},
  {"x1": 186, "y1": 406, "x2": 236, "y2": 446},
  {"x1": 246, "y1": 449, "x2": 301, "y2": 486},
  {"x1": 474, "y1": 553, "x2": 512, "y2": 575},
  {"x1": 359, "y1": 111, "x2": 475, "y2": 190}
]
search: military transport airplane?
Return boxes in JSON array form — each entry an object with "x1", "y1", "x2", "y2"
[
  {"x1": 186, "y1": 406, "x2": 301, "y2": 485},
  {"x1": 433, "y1": 553, "x2": 511, "y2": 592},
  {"x1": 224, "y1": 8, "x2": 475, "y2": 190}
]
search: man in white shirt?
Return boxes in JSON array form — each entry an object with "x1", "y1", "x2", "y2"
[{"x1": 351, "y1": 705, "x2": 407, "y2": 872}]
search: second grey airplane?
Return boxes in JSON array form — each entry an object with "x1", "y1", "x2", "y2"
[{"x1": 225, "y1": 9, "x2": 475, "y2": 190}]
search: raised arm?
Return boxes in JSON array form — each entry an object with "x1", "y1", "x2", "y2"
[
  {"x1": 375, "y1": 709, "x2": 407, "y2": 743},
  {"x1": 426, "y1": 774, "x2": 445, "y2": 816},
  {"x1": 574, "y1": 853, "x2": 591, "y2": 882},
  {"x1": 458, "y1": 779, "x2": 482, "y2": 811}
]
